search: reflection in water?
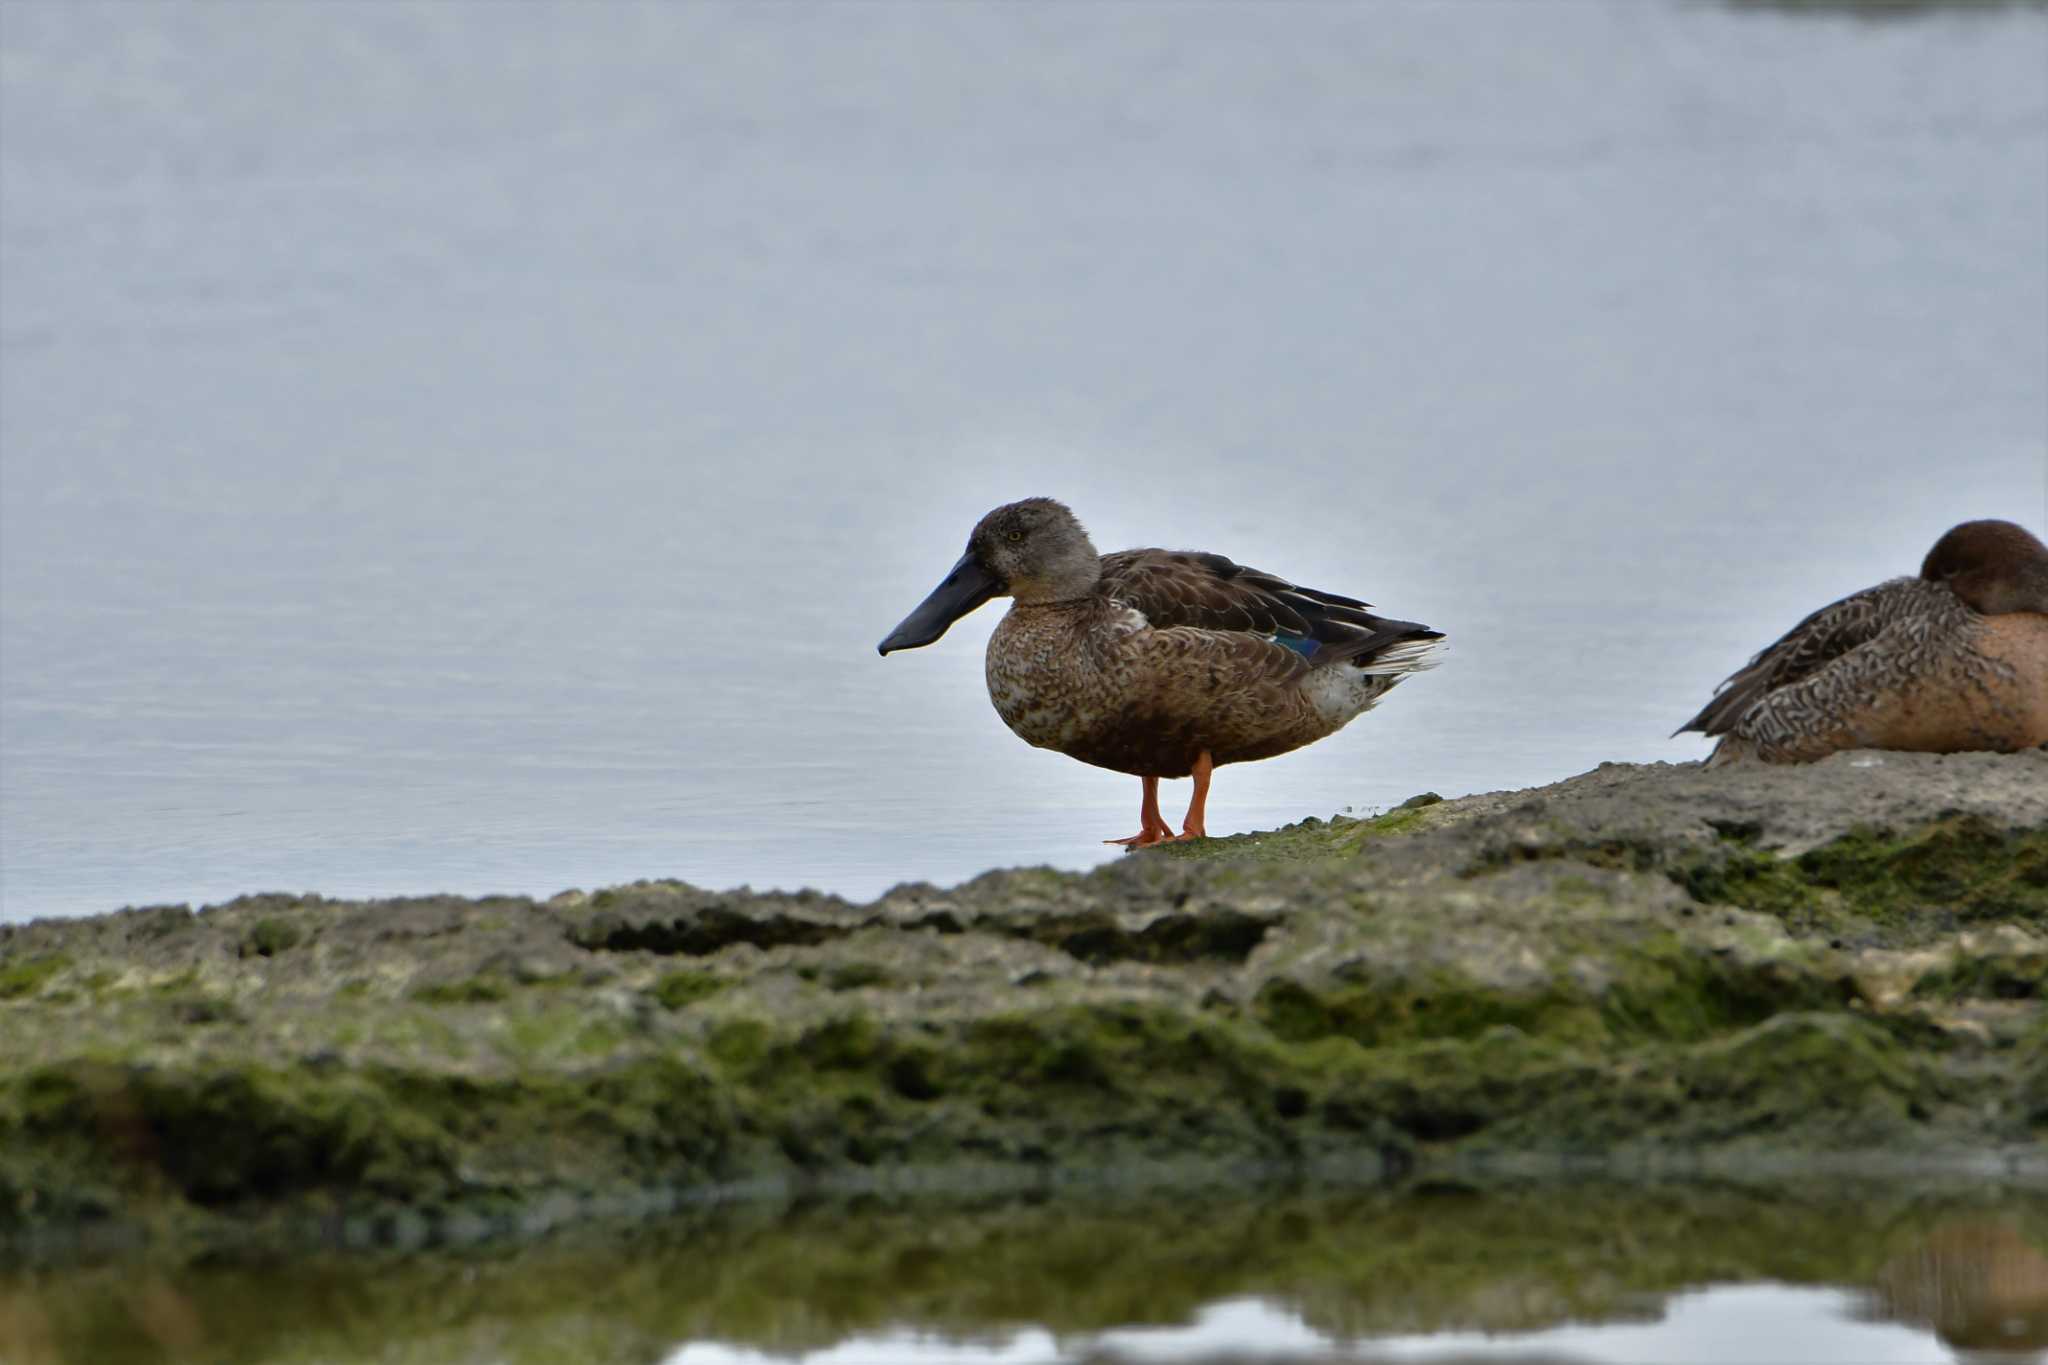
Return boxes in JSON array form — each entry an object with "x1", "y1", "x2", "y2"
[
  {"x1": 3, "y1": 1183, "x2": 2044, "y2": 1364},
  {"x1": 1868, "y1": 1220, "x2": 2048, "y2": 1360},
  {"x1": 669, "y1": 1283, "x2": 2038, "y2": 1363}
]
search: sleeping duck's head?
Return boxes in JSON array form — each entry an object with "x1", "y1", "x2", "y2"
[
  {"x1": 878, "y1": 498, "x2": 1101, "y2": 655},
  {"x1": 1921, "y1": 519, "x2": 2048, "y2": 616}
]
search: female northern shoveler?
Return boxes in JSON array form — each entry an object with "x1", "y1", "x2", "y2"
[
  {"x1": 877, "y1": 498, "x2": 1444, "y2": 846},
  {"x1": 1680, "y1": 519, "x2": 2048, "y2": 765}
]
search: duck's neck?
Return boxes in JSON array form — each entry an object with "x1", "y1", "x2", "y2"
[
  {"x1": 1008, "y1": 551, "x2": 1102, "y2": 605},
  {"x1": 1009, "y1": 597, "x2": 1101, "y2": 620}
]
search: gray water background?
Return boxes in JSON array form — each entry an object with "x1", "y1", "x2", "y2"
[{"x1": 3, "y1": 0, "x2": 2045, "y2": 922}]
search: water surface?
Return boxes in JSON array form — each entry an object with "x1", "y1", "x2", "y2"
[
  {"x1": 3, "y1": 0, "x2": 2044, "y2": 918},
  {"x1": 5, "y1": 1181, "x2": 2044, "y2": 1363}
]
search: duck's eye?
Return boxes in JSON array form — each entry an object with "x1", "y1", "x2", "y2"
[{"x1": 1005, "y1": 531, "x2": 1023, "y2": 543}]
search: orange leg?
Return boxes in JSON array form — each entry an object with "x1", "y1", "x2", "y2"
[
  {"x1": 1168, "y1": 751, "x2": 1213, "y2": 842},
  {"x1": 1106, "y1": 775, "x2": 1174, "y2": 849}
]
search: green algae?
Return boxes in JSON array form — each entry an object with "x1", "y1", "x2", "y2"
[
  {"x1": 1598, "y1": 933, "x2": 1855, "y2": 1043},
  {"x1": 2023, "y1": 1032, "x2": 2048, "y2": 1129},
  {"x1": 160, "y1": 994, "x2": 245, "y2": 1026},
  {"x1": 1912, "y1": 947, "x2": 2046, "y2": 1002},
  {"x1": 0, "y1": 1057, "x2": 732, "y2": 1230},
  {"x1": 650, "y1": 970, "x2": 729, "y2": 1009},
  {"x1": 823, "y1": 962, "x2": 892, "y2": 991},
  {"x1": 236, "y1": 920, "x2": 303, "y2": 959},
  {"x1": 1015, "y1": 907, "x2": 1270, "y2": 964},
  {"x1": 1157, "y1": 802, "x2": 1441, "y2": 863},
  {"x1": 6, "y1": 982, "x2": 1985, "y2": 1253},
  {"x1": 1798, "y1": 818, "x2": 2048, "y2": 921},
  {"x1": 1679, "y1": 818, "x2": 2048, "y2": 944},
  {"x1": 2, "y1": 1062, "x2": 454, "y2": 1217},
  {"x1": 1449, "y1": 814, "x2": 2048, "y2": 948},
  {"x1": 0, "y1": 955, "x2": 72, "y2": 1000},
  {"x1": 1680, "y1": 1013, "x2": 1923, "y2": 1139},
  {"x1": 1158, "y1": 799, "x2": 2046, "y2": 948},
  {"x1": 1254, "y1": 973, "x2": 1603, "y2": 1049},
  {"x1": 410, "y1": 979, "x2": 509, "y2": 1005}
]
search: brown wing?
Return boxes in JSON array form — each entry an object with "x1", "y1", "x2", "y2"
[
  {"x1": 1679, "y1": 577, "x2": 1922, "y2": 737},
  {"x1": 1099, "y1": 549, "x2": 1441, "y2": 666}
]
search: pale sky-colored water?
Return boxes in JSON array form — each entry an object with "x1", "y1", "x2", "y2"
[
  {"x1": 2, "y1": 0, "x2": 2044, "y2": 921},
  {"x1": 668, "y1": 1287, "x2": 1965, "y2": 1365}
]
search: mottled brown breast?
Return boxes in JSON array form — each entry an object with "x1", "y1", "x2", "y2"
[
  {"x1": 982, "y1": 600, "x2": 1335, "y2": 778},
  {"x1": 1969, "y1": 612, "x2": 2048, "y2": 747},
  {"x1": 984, "y1": 601, "x2": 1152, "y2": 769}
]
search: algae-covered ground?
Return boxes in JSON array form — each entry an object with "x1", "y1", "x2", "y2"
[{"x1": 2, "y1": 751, "x2": 2044, "y2": 1258}]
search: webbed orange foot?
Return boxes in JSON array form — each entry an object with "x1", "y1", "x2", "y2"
[
  {"x1": 1106, "y1": 775, "x2": 1173, "y2": 851},
  {"x1": 1163, "y1": 750, "x2": 1213, "y2": 843}
]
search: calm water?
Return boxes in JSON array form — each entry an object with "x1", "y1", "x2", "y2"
[
  {"x1": 2, "y1": 0, "x2": 2045, "y2": 920},
  {"x1": 5, "y1": 1183, "x2": 2044, "y2": 1364}
]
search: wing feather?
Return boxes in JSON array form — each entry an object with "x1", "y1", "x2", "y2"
[
  {"x1": 1679, "y1": 577, "x2": 1920, "y2": 737},
  {"x1": 1099, "y1": 549, "x2": 1441, "y2": 667}
]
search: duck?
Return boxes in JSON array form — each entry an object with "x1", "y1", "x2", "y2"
[
  {"x1": 877, "y1": 498, "x2": 1444, "y2": 846},
  {"x1": 1679, "y1": 518, "x2": 2048, "y2": 765}
]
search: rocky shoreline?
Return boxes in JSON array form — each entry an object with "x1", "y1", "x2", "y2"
[{"x1": 2, "y1": 751, "x2": 2043, "y2": 1259}]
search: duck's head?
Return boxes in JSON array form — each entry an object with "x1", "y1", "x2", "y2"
[
  {"x1": 878, "y1": 498, "x2": 1101, "y2": 655},
  {"x1": 1920, "y1": 519, "x2": 2048, "y2": 615}
]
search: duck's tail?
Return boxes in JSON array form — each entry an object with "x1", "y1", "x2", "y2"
[
  {"x1": 1356, "y1": 631, "x2": 1448, "y2": 676},
  {"x1": 1319, "y1": 615, "x2": 1445, "y2": 675}
]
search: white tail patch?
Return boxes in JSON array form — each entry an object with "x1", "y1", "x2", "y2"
[
  {"x1": 1357, "y1": 637, "x2": 1447, "y2": 677},
  {"x1": 1306, "y1": 635, "x2": 1445, "y2": 727}
]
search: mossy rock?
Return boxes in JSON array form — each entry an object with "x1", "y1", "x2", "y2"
[{"x1": 1, "y1": 754, "x2": 2042, "y2": 1257}]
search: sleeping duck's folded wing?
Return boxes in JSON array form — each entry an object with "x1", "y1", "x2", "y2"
[{"x1": 1679, "y1": 578, "x2": 1916, "y2": 737}]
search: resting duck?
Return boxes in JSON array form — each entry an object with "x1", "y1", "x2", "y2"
[
  {"x1": 1680, "y1": 519, "x2": 2048, "y2": 764},
  {"x1": 877, "y1": 498, "x2": 1445, "y2": 846}
]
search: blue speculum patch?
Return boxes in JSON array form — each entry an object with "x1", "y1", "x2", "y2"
[{"x1": 1272, "y1": 634, "x2": 1319, "y2": 659}]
